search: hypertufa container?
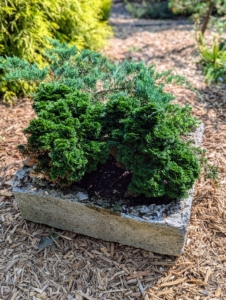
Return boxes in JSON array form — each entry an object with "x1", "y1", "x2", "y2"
[{"x1": 12, "y1": 124, "x2": 204, "y2": 256}]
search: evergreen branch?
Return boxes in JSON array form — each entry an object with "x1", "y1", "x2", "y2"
[{"x1": 95, "y1": 87, "x2": 126, "y2": 96}]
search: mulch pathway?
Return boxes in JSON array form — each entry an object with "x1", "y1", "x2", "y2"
[{"x1": 0, "y1": 2, "x2": 226, "y2": 300}]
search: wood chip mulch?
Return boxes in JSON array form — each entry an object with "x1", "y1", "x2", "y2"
[{"x1": 0, "y1": 4, "x2": 226, "y2": 300}]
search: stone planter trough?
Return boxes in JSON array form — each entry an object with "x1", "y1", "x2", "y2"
[{"x1": 12, "y1": 124, "x2": 204, "y2": 256}]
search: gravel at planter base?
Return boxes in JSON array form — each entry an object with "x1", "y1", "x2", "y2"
[{"x1": 0, "y1": 4, "x2": 226, "y2": 300}]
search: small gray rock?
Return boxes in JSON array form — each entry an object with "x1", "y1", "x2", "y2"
[
  {"x1": 76, "y1": 192, "x2": 89, "y2": 201},
  {"x1": 140, "y1": 205, "x2": 150, "y2": 214}
]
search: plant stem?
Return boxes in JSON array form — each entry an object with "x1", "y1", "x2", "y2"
[
  {"x1": 95, "y1": 87, "x2": 125, "y2": 96},
  {"x1": 201, "y1": 1, "x2": 214, "y2": 35}
]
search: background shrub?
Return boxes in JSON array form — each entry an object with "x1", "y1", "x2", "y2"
[
  {"x1": 168, "y1": 0, "x2": 226, "y2": 85},
  {"x1": 100, "y1": 0, "x2": 112, "y2": 21},
  {"x1": 0, "y1": 0, "x2": 112, "y2": 101},
  {"x1": 124, "y1": 0, "x2": 175, "y2": 19},
  {"x1": 169, "y1": 0, "x2": 226, "y2": 35}
]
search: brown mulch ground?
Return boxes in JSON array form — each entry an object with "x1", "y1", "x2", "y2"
[{"x1": 1, "y1": 3, "x2": 226, "y2": 300}]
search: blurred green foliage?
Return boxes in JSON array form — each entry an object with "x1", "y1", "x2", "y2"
[
  {"x1": 0, "y1": 0, "x2": 112, "y2": 101},
  {"x1": 169, "y1": 0, "x2": 226, "y2": 85},
  {"x1": 169, "y1": 0, "x2": 226, "y2": 34},
  {"x1": 124, "y1": 0, "x2": 174, "y2": 19},
  {"x1": 198, "y1": 37, "x2": 226, "y2": 84},
  {"x1": 101, "y1": 0, "x2": 112, "y2": 20}
]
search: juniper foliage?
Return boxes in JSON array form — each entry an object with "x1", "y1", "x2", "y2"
[{"x1": 1, "y1": 41, "x2": 201, "y2": 200}]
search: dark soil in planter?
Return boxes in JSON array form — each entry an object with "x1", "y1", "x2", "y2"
[{"x1": 71, "y1": 155, "x2": 174, "y2": 207}]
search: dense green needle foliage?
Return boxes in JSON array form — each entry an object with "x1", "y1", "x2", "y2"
[
  {"x1": 1, "y1": 40, "x2": 202, "y2": 200},
  {"x1": 101, "y1": 0, "x2": 112, "y2": 20},
  {"x1": 20, "y1": 85, "x2": 109, "y2": 185},
  {"x1": 104, "y1": 98, "x2": 200, "y2": 198},
  {"x1": 0, "y1": 0, "x2": 112, "y2": 101}
]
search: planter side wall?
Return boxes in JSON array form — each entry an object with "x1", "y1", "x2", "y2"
[{"x1": 13, "y1": 187, "x2": 189, "y2": 255}]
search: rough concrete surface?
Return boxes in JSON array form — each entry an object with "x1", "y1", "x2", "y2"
[{"x1": 12, "y1": 124, "x2": 204, "y2": 256}]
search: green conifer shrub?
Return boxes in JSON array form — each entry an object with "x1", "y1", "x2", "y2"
[
  {"x1": 0, "y1": 0, "x2": 112, "y2": 101},
  {"x1": 0, "y1": 40, "x2": 202, "y2": 200},
  {"x1": 20, "y1": 83, "x2": 109, "y2": 185},
  {"x1": 104, "y1": 98, "x2": 200, "y2": 199}
]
